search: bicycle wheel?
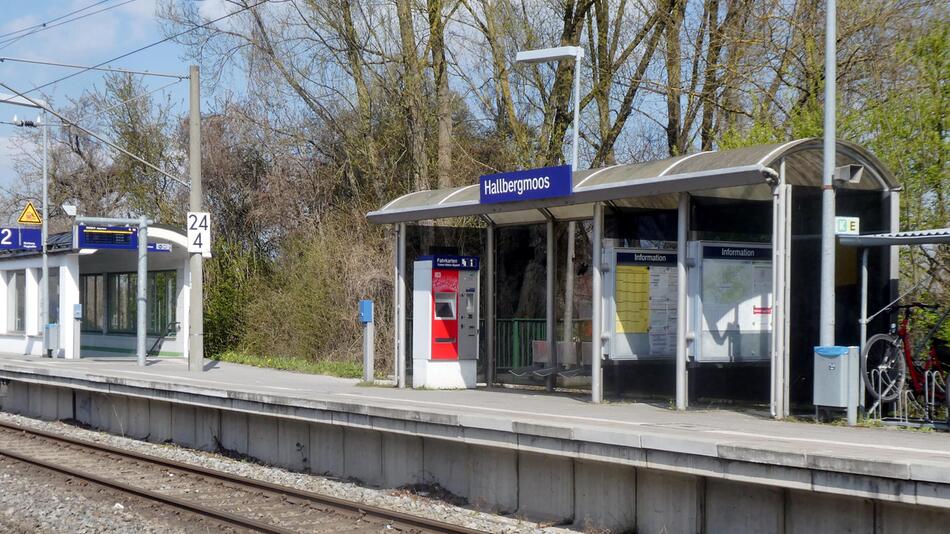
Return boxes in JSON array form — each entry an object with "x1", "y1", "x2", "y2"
[{"x1": 862, "y1": 333, "x2": 907, "y2": 402}]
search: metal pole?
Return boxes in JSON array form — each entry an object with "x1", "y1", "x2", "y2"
[
  {"x1": 41, "y1": 109, "x2": 49, "y2": 356},
  {"x1": 676, "y1": 193, "x2": 688, "y2": 410},
  {"x1": 562, "y1": 51, "x2": 581, "y2": 354},
  {"x1": 363, "y1": 320, "x2": 375, "y2": 383},
  {"x1": 187, "y1": 65, "x2": 204, "y2": 372},
  {"x1": 858, "y1": 247, "x2": 869, "y2": 415},
  {"x1": 819, "y1": 0, "x2": 837, "y2": 346},
  {"x1": 546, "y1": 218, "x2": 556, "y2": 391},
  {"x1": 591, "y1": 202, "x2": 603, "y2": 403},
  {"x1": 486, "y1": 224, "x2": 495, "y2": 388},
  {"x1": 137, "y1": 217, "x2": 148, "y2": 366},
  {"x1": 397, "y1": 222, "x2": 407, "y2": 388},
  {"x1": 859, "y1": 248, "x2": 869, "y2": 354}
]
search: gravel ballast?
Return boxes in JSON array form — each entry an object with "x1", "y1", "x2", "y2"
[{"x1": 0, "y1": 411, "x2": 576, "y2": 533}]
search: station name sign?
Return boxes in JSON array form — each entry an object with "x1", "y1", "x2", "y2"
[
  {"x1": 424, "y1": 255, "x2": 480, "y2": 271},
  {"x1": 702, "y1": 245, "x2": 770, "y2": 260},
  {"x1": 617, "y1": 251, "x2": 676, "y2": 265},
  {"x1": 479, "y1": 164, "x2": 572, "y2": 204}
]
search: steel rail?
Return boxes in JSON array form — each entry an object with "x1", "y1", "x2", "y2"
[{"x1": 0, "y1": 420, "x2": 483, "y2": 534}]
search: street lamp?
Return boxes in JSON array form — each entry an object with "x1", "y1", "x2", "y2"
[
  {"x1": 5, "y1": 94, "x2": 50, "y2": 357},
  {"x1": 516, "y1": 45, "x2": 585, "y2": 378}
]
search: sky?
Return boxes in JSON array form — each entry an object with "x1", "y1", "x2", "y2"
[{"x1": 0, "y1": 0, "x2": 223, "y2": 188}]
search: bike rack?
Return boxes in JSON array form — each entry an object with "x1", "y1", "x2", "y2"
[{"x1": 925, "y1": 369, "x2": 945, "y2": 422}]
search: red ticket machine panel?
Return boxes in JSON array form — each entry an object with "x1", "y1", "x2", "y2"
[{"x1": 431, "y1": 269, "x2": 459, "y2": 360}]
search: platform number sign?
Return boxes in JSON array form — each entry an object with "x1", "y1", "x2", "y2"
[{"x1": 187, "y1": 211, "x2": 212, "y2": 257}]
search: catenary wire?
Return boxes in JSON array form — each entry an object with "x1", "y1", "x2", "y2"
[
  {"x1": 0, "y1": 57, "x2": 185, "y2": 79},
  {"x1": 18, "y1": 0, "x2": 269, "y2": 98},
  {"x1": 0, "y1": 0, "x2": 115, "y2": 40},
  {"x1": 0, "y1": 0, "x2": 140, "y2": 50}
]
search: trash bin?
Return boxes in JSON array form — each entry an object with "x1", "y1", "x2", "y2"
[{"x1": 813, "y1": 345, "x2": 857, "y2": 408}]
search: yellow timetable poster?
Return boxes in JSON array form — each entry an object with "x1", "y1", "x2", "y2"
[{"x1": 615, "y1": 265, "x2": 649, "y2": 333}]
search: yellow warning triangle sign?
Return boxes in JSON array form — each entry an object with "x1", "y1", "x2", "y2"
[{"x1": 17, "y1": 202, "x2": 42, "y2": 225}]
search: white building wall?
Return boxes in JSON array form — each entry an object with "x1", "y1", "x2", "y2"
[
  {"x1": 25, "y1": 268, "x2": 39, "y2": 336},
  {"x1": 59, "y1": 255, "x2": 80, "y2": 359}
]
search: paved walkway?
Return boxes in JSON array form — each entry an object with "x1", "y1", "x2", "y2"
[{"x1": 2, "y1": 354, "x2": 950, "y2": 479}]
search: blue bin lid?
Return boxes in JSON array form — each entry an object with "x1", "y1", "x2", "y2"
[{"x1": 814, "y1": 346, "x2": 849, "y2": 357}]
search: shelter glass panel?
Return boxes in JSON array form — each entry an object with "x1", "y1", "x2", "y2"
[{"x1": 107, "y1": 271, "x2": 177, "y2": 335}]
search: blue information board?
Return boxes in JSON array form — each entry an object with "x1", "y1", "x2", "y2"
[
  {"x1": 0, "y1": 228, "x2": 41, "y2": 251},
  {"x1": 78, "y1": 225, "x2": 137, "y2": 249},
  {"x1": 420, "y1": 255, "x2": 480, "y2": 270},
  {"x1": 479, "y1": 164, "x2": 572, "y2": 204},
  {"x1": 77, "y1": 225, "x2": 171, "y2": 252}
]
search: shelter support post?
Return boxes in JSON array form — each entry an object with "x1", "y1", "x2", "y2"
[
  {"x1": 486, "y1": 224, "x2": 495, "y2": 388},
  {"x1": 137, "y1": 217, "x2": 148, "y2": 367},
  {"x1": 858, "y1": 247, "x2": 869, "y2": 415},
  {"x1": 675, "y1": 193, "x2": 688, "y2": 410},
  {"x1": 591, "y1": 202, "x2": 604, "y2": 403},
  {"x1": 859, "y1": 248, "x2": 869, "y2": 355},
  {"x1": 771, "y1": 160, "x2": 791, "y2": 418},
  {"x1": 396, "y1": 223, "x2": 407, "y2": 388},
  {"x1": 546, "y1": 218, "x2": 556, "y2": 391}
]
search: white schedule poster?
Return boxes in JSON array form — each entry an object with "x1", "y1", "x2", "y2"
[{"x1": 609, "y1": 249, "x2": 678, "y2": 360}]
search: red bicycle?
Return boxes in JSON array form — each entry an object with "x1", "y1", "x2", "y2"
[{"x1": 861, "y1": 303, "x2": 950, "y2": 408}]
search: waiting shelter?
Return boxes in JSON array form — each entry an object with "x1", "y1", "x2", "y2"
[
  {"x1": 368, "y1": 138, "x2": 900, "y2": 416},
  {"x1": 0, "y1": 225, "x2": 192, "y2": 360}
]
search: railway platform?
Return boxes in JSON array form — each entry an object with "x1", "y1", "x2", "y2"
[{"x1": 1, "y1": 354, "x2": 949, "y2": 533}]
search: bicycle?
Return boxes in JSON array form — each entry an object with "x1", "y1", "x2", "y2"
[{"x1": 861, "y1": 303, "x2": 950, "y2": 410}]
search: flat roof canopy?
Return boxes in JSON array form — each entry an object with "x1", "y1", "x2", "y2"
[
  {"x1": 839, "y1": 228, "x2": 950, "y2": 247},
  {"x1": 368, "y1": 138, "x2": 897, "y2": 226}
]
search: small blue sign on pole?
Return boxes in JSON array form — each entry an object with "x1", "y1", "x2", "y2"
[
  {"x1": 0, "y1": 228, "x2": 42, "y2": 251},
  {"x1": 359, "y1": 300, "x2": 374, "y2": 324},
  {"x1": 479, "y1": 164, "x2": 573, "y2": 204}
]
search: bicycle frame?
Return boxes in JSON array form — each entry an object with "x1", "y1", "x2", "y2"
[{"x1": 897, "y1": 308, "x2": 946, "y2": 400}]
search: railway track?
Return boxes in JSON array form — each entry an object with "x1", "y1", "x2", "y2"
[{"x1": 0, "y1": 420, "x2": 484, "y2": 534}]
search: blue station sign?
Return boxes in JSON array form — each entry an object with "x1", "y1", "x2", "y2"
[
  {"x1": 421, "y1": 255, "x2": 480, "y2": 271},
  {"x1": 479, "y1": 164, "x2": 572, "y2": 204},
  {"x1": 77, "y1": 225, "x2": 171, "y2": 252},
  {"x1": 0, "y1": 228, "x2": 41, "y2": 251}
]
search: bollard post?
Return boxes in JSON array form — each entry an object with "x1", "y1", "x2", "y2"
[{"x1": 360, "y1": 300, "x2": 374, "y2": 383}]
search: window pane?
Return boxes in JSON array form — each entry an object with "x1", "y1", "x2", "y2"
[
  {"x1": 7, "y1": 271, "x2": 24, "y2": 332},
  {"x1": 48, "y1": 271, "x2": 59, "y2": 325},
  {"x1": 81, "y1": 274, "x2": 103, "y2": 331}
]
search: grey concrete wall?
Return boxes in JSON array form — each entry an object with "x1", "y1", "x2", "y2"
[{"x1": 6, "y1": 381, "x2": 950, "y2": 533}]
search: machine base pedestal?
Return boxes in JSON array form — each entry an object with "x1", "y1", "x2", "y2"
[{"x1": 412, "y1": 359, "x2": 476, "y2": 389}]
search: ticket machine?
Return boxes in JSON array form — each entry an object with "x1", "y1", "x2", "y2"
[{"x1": 412, "y1": 255, "x2": 479, "y2": 388}]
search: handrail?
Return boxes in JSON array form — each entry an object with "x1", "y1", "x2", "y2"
[{"x1": 147, "y1": 321, "x2": 180, "y2": 359}]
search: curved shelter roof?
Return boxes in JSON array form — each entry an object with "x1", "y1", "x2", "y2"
[{"x1": 367, "y1": 138, "x2": 898, "y2": 226}]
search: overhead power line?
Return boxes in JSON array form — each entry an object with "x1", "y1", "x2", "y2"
[
  {"x1": 0, "y1": 0, "x2": 140, "y2": 50},
  {"x1": 19, "y1": 0, "x2": 269, "y2": 98},
  {"x1": 0, "y1": 0, "x2": 115, "y2": 40},
  {"x1": 0, "y1": 57, "x2": 186, "y2": 80}
]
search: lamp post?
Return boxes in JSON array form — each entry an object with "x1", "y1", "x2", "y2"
[
  {"x1": 7, "y1": 93, "x2": 50, "y2": 356},
  {"x1": 819, "y1": 0, "x2": 837, "y2": 347},
  {"x1": 516, "y1": 45, "x2": 585, "y2": 389}
]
